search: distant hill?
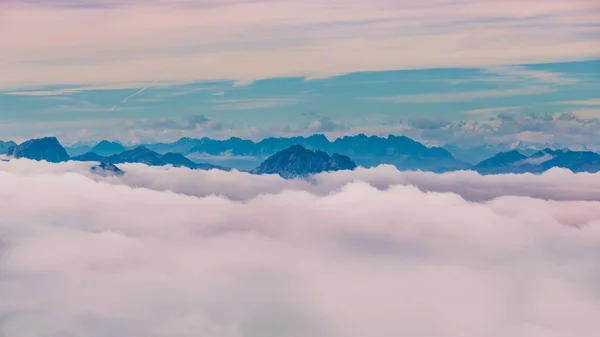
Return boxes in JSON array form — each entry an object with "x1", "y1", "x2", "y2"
[
  {"x1": 190, "y1": 137, "x2": 256, "y2": 156},
  {"x1": 473, "y1": 150, "x2": 529, "y2": 174},
  {"x1": 73, "y1": 146, "x2": 228, "y2": 171},
  {"x1": 71, "y1": 152, "x2": 106, "y2": 162},
  {"x1": 0, "y1": 140, "x2": 17, "y2": 155},
  {"x1": 6, "y1": 137, "x2": 70, "y2": 163},
  {"x1": 90, "y1": 140, "x2": 126, "y2": 156},
  {"x1": 538, "y1": 150, "x2": 600, "y2": 173},
  {"x1": 443, "y1": 144, "x2": 505, "y2": 165},
  {"x1": 254, "y1": 134, "x2": 331, "y2": 156},
  {"x1": 107, "y1": 146, "x2": 166, "y2": 166},
  {"x1": 473, "y1": 148, "x2": 600, "y2": 174},
  {"x1": 64, "y1": 145, "x2": 92, "y2": 157},
  {"x1": 252, "y1": 145, "x2": 356, "y2": 179},
  {"x1": 141, "y1": 137, "x2": 205, "y2": 154},
  {"x1": 328, "y1": 134, "x2": 468, "y2": 172}
]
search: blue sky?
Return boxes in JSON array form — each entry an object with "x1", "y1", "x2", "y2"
[
  {"x1": 1, "y1": 60, "x2": 599, "y2": 148},
  {"x1": 0, "y1": 0, "x2": 599, "y2": 148}
]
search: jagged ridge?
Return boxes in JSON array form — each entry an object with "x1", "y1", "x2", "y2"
[{"x1": 252, "y1": 145, "x2": 357, "y2": 179}]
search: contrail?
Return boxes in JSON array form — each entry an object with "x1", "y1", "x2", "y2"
[{"x1": 122, "y1": 81, "x2": 156, "y2": 103}]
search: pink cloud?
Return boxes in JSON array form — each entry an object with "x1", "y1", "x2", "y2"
[{"x1": 1, "y1": 160, "x2": 600, "y2": 336}]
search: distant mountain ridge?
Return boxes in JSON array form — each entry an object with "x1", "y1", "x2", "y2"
[
  {"x1": 443, "y1": 142, "x2": 575, "y2": 165},
  {"x1": 473, "y1": 148, "x2": 600, "y2": 174},
  {"x1": 90, "y1": 140, "x2": 126, "y2": 156},
  {"x1": 61, "y1": 134, "x2": 468, "y2": 172},
  {"x1": 443, "y1": 144, "x2": 506, "y2": 165},
  {"x1": 5, "y1": 137, "x2": 226, "y2": 172},
  {"x1": 5, "y1": 135, "x2": 600, "y2": 177},
  {"x1": 0, "y1": 140, "x2": 17, "y2": 154},
  {"x1": 73, "y1": 146, "x2": 227, "y2": 171},
  {"x1": 473, "y1": 150, "x2": 528, "y2": 174},
  {"x1": 134, "y1": 133, "x2": 468, "y2": 172}
]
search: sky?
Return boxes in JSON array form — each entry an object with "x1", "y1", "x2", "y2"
[
  {"x1": 2, "y1": 3, "x2": 600, "y2": 335},
  {"x1": 2, "y1": 159, "x2": 600, "y2": 337},
  {"x1": 0, "y1": 0, "x2": 599, "y2": 147}
]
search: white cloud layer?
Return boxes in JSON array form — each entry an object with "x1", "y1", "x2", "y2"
[
  {"x1": 1, "y1": 159, "x2": 600, "y2": 337},
  {"x1": 1, "y1": 0, "x2": 599, "y2": 88}
]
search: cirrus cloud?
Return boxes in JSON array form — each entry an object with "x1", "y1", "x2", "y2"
[{"x1": 1, "y1": 0, "x2": 599, "y2": 89}]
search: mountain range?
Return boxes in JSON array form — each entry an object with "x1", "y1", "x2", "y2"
[
  {"x1": 72, "y1": 146, "x2": 226, "y2": 171},
  {"x1": 5, "y1": 137, "x2": 225, "y2": 173},
  {"x1": 64, "y1": 134, "x2": 469, "y2": 172},
  {"x1": 474, "y1": 148, "x2": 600, "y2": 174},
  {"x1": 4, "y1": 135, "x2": 600, "y2": 178}
]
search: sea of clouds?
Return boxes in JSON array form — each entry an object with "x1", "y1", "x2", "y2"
[{"x1": 1, "y1": 159, "x2": 600, "y2": 337}]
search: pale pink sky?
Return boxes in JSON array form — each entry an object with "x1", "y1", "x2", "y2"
[{"x1": 1, "y1": 0, "x2": 599, "y2": 89}]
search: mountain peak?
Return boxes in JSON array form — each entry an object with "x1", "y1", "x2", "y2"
[
  {"x1": 0, "y1": 140, "x2": 17, "y2": 155},
  {"x1": 7, "y1": 137, "x2": 69, "y2": 163},
  {"x1": 474, "y1": 150, "x2": 527, "y2": 173},
  {"x1": 252, "y1": 145, "x2": 356, "y2": 179},
  {"x1": 308, "y1": 133, "x2": 328, "y2": 140},
  {"x1": 177, "y1": 137, "x2": 195, "y2": 142},
  {"x1": 90, "y1": 140, "x2": 126, "y2": 156},
  {"x1": 105, "y1": 146, "x2": 164, "y2": 166},
  {"x1": 91, "y1": 162, "x2": 125, "y2": 176},
  {"x1": 71, "y1": 152, "x2": 106, "y2": 162},
  {"x1": 287, "y1": 144, "x2": 306, "y2": 151},
  {"x1": 131, "y1": 146, "x2": 151, "y2": 152}
]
